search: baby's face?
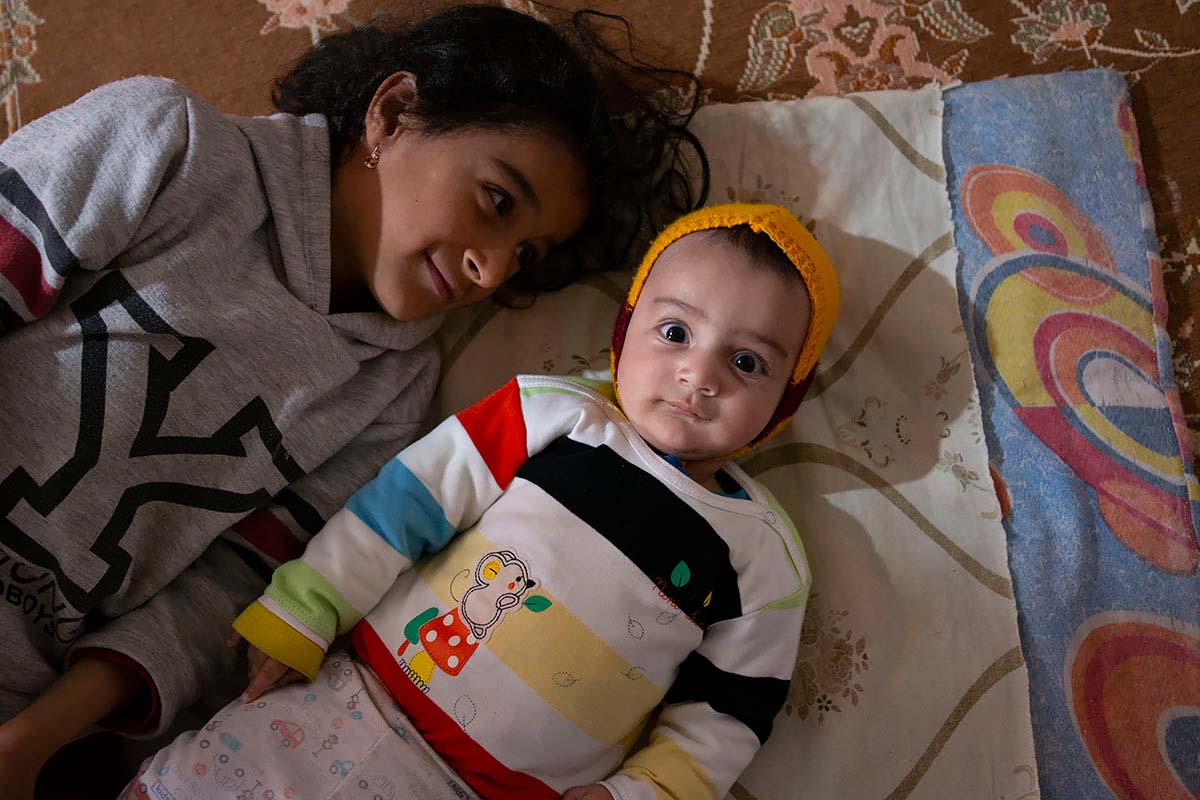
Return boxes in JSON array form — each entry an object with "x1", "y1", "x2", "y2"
[{"x1": 617, "y1": 232, "x2": 812, "y2": 464}]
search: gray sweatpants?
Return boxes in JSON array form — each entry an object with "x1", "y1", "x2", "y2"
[{"x1": 121, "y1": 652, "x2": 477, "y2": 800}]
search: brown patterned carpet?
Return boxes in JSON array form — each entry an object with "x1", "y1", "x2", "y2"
[{"x1": 6, "y1": 1, "x2": 1198, "y2": 467}]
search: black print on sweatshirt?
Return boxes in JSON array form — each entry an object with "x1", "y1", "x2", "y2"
[{"x1": 0, "y1": 272, "x2": 304, "y2": 625}]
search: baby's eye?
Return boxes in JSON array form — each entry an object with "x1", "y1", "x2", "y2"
[
  {"x1": 488, "y1": 187, "x2": 513, "y2": 217},
  {"x1": 658, "y1": 323, "x2": 688, "y2": 343},
  {"x1": 733, "y1": 352, "x2": 765, "y2": 374},
  {"x1": 516, "y1": 243, "x2": 538, "y2": 269}
]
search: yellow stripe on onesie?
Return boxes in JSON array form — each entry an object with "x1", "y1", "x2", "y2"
[{"x1": 413, "y1": 527, "x2": 665, "y2": 746}]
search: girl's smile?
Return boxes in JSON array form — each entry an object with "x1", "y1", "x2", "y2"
[{"x1": 425, "y1": 251, "x2": 456, "y2": 304}]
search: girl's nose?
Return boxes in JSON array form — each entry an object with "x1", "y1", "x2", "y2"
[{"x1": 463, "y1": 247, "x2": 510, "y2": 290}]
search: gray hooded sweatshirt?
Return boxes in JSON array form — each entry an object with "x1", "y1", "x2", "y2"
[{"x1": 0, "y1": 77, "x2": 441, "y2": 735}]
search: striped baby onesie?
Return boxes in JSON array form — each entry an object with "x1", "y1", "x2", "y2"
[{"x1": 234, "y1": 375, "x2": 811, "y2": 800}]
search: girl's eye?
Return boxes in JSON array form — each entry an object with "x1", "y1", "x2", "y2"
[
  {"x1": 659, "y1": 323, "x2": 688, "y2": 343},
  {"x1": 516, "y1": 243, "x2": 538, "y2": 269},
  {"x1": 733, "y1": 352, "x2": 764, "y2": 374},
  {"x1": 488, "y1": 187, "x2": 513, "y2": 217}
]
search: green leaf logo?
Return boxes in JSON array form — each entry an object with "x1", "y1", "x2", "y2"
[
  {"x1": 524, "y1": 595, "x2": 552, "y2": 612},
  {"x1": 670, "y1": 561, "x2": 691, "y2": 588}
]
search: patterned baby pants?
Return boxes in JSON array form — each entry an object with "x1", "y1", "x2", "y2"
[{"x1": 120, "y1": 652, "x2": 478, "y2": 800}]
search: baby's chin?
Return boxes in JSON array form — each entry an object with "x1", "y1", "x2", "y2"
[{"x1": 636, "y1": 427, "x2": 723, "y2": 464}]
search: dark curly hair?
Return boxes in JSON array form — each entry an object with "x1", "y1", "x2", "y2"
[{"x1": 272, "y1": 3, "x2": 709, "y2": 301}]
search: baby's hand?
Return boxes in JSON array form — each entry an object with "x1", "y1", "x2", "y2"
[
  {"x1": 560, "y1": 785, "x2": 614, "y2": 800},
  {"x1": 227, "y1": 631, "x2": 306, "y2": 702}
]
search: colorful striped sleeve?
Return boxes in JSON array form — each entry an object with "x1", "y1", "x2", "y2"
[
  {"x1": 602, "y1": 600, "x2": 806, "y2": 799},
  {"x1": 233, "y1": 378, "x2": 532, "y2": 678}
]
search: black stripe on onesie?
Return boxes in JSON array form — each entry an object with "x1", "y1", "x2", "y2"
[
  {"x1": 516, "y1": 435, "x2": 742, "y2": 628},
  {"x1": 665, "y1": 651, "x2": 790, "y2": 744}
]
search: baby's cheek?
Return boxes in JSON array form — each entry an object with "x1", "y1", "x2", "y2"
[{"x1": 637, "y1": 415, "x2": 677, "y2": 452}]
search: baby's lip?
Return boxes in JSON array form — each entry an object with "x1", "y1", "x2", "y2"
[{"x1": 664, "y1": 400, "x2": 706, "y2": 420}]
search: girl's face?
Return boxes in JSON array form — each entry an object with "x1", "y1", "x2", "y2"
[{"x1": 330, "y1": 83, "x2": 590, "y2": 320}]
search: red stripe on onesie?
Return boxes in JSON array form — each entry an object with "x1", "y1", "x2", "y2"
[
  {"x1": 353, "y1": 622, "x2": 559, "y2": 800},
  {"x1": 0, "y1": 216, "x2": 56, "y2": 317},
  {"x1": 455, "y1": 377, "x2": 528, "y2": 490}
]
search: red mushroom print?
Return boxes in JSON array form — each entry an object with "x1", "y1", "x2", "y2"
[{"x1": 402, "y1": 550, "x2": 551, "y2": 686}]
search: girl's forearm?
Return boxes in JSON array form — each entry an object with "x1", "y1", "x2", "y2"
[{"x1": 2, "y1": 656, "x2": 143, "y2": 760}]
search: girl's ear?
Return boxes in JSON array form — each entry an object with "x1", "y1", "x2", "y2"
[{"x1": 364, "y1": 70, "x2": 420, "y2": 147}]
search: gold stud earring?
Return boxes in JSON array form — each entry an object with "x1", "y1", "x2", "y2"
[{"x1": 364, "y1": 144, "x2": 381, "y2": 169}]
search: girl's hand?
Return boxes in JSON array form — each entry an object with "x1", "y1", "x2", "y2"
[
  {"x1": 561, "y1": 785, "x2": 614, "y2": 800},
  {"x1": 0, "y1": 655, "x2": 146, "y2": 800},
  {"x1": 227, "y1": 631, "x2": 306, "y2": 702},
  {"x1": 0, "y1": 720, "x2": 39, "y2": 800}
]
